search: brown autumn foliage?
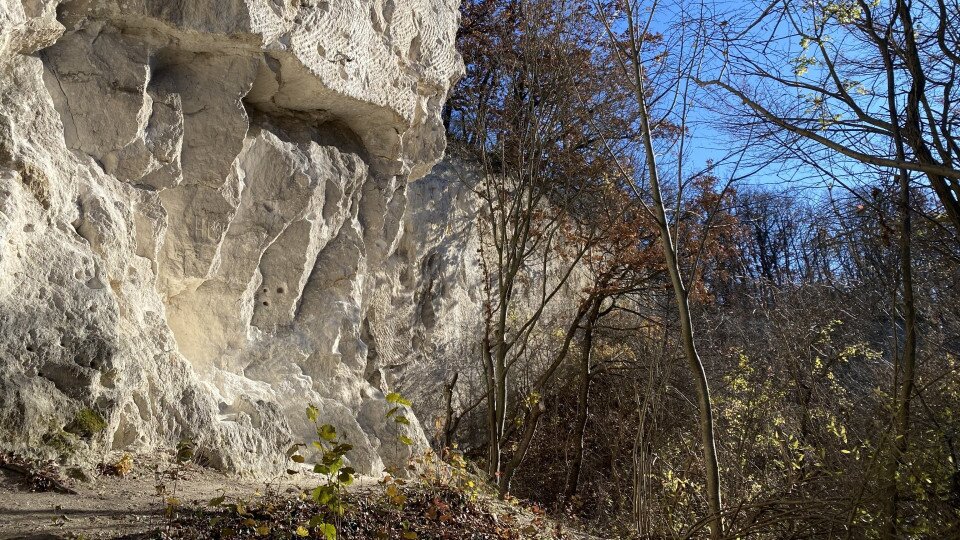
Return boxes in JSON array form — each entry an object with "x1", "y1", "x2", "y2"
[{"x1": 433, "y1": 1, "x2": 960, "y2": 538}]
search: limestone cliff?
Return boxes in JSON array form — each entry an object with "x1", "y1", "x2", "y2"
[{"x1": 0, "y1": 0, "x2": 463, "y2": 474}]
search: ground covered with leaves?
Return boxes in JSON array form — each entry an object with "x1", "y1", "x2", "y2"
[
  {"x1": 161, "y1": 483, "x2": 580, "y2": 540},
  {"x1": 0, "y1": 450, "x2": 77, "y2": 494},
  {"x1": 0, "y1": 450, "x2": 601, "y2": 539}
]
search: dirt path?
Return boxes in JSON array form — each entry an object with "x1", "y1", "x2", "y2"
[
  {"x1": 0, "y1": 455, "x2": 366, "y2": 540},
  {"x1": 0, "y1": 456, "x2": 606, "y2": 540}
]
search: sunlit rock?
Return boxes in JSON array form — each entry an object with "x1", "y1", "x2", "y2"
[{"x1": 0, "y1": 0, "x2": 462, "y2": 474}]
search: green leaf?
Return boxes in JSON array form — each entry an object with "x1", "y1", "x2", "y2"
[
  {"x1": 318, "y1": 522, "x2": 337, "y2": 540},
  {"x1": 228, "y1": 502, "x2": 246, "y2": 515},
  {"x1": 331, "y1": 443, "x2": 353, "y2": 456},
  {"x1": 306, "y1": 405, "x2": 319, "y2": 423},
  {"x1": 291, "y1": 454, "x2": 305, "y2": 463},
  {"x1": 323, "y1": 452, "x2": 344, "y2": 466},
  {"x1": 394, "y1": 415, "x2": 410, "y2": 426},
  {"x1": 318, "y1": 424, "x2": 337, "y2": 442},
  {"x1": 312, "y1": 485, "x2": 334, "y2": 505},
  {"x1": 386, "y1": 392, "x2": 412, "y2": 407},
  {"x1": 208, "y1": 495, "x2": 225, "y2": 507},
  {"x1": 398, "y1": 435, "x2": 413, "y2": 446}
]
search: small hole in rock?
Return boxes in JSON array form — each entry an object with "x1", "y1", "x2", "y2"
[
  {"x1": 262, "y1": 301, "x2": 269, "y2": 307},
  {"x1": 277, "y1": 287, "x2": 285, "y2": 294}
]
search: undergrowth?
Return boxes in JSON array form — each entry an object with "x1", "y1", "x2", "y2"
[
  {"x1": 159, "y1": 482, "x2": 569, "y2": 539},
  {"x1": 153, "y1": 399, "x2": 581, "y2": 539}
]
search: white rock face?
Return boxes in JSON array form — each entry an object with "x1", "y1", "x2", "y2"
[
  {"x1": 387, "y1": 157, "x2": 591, "y2": 444},
  {"x1": 0, "y1": 0, "x2": 462, "y2": 474},
  {"x1": 382, "y1": 158, "x2": 484, "y2": 425}
]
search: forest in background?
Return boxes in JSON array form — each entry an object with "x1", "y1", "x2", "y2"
[{"x1": 431, "y1": 0, "x2": 960, "y2": 537}]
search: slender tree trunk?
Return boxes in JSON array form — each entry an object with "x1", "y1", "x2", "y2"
[
  {"x1": 495, "y1": 337, "x2": 508, "y2": 463},
  {"x1": 488, "y1": 280, "x2": 512, "y2": 479},
  {"x1": 564, "y1": 298, "x2": 601, "y2": 503},
  {"x1": 880, "y1": 3, "x2": 919, "y2": 530},
  {"x1": 442, "y1": 372, "x2": 459, "y2": 449},
  {"x1": 482, "y1": 335, "x2": 501, "y2": 478},
  {"x1": 884, "y1": 171, "x2": 918, "y2": 539},
  {"x1": 603, "y1": 3, "x2": 724, "y2": 534},
  {"x1": 633, "y1": 394, "x2": 649, "y2": 537},
  {"x1": 632, "y1": 55, "x2": 724, "y2": 540},
  {"x1": 491, "y1": 337, "x2": 508, "y2": 478},
  {"x1": 666, "y1": 243, "x2": 723, "y2": 540},
  {"x1": 498, "y1": 398, "x2": 547, "y2": 497}
]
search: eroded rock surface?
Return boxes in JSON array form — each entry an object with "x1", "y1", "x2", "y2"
[{"x1": 0, "y1": 0, "x2": 462, "y2": 474}]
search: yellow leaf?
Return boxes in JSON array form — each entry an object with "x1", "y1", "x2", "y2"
[{"x1": 295, "y1": 525, "x2": 310, "y2": 537}]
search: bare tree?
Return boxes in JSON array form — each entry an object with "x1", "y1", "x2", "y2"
[
  {"x1": 698, "y1": 0, "x2": 960, "y2": 237},
  {"x1": 595, "y1": 1, "x2": 725, "y2": 537},
  {"x1": 695, "y1": 1, "x2": 949, "y2": 532},
  {"x1": 450, "y1": 0, "x2": 641, "y2": 493}
]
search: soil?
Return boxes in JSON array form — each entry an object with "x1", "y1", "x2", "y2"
[
  {"x1": 0, "y1": 454, "x2": 604, "y2": 540},
  {"x1": 0, "y1": 454, "x2": 355, "y2": 540}
]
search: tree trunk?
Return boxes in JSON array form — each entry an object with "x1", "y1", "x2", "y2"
[
  {"x1": 881, "y1": 4, "x2": 920, "y2": 530},
  {"x1": 442, "y1": 372, "x2": 459, "y2": 449},
  {"x1": 563, "y1": 297, "x2": 601, "y2": 503},
  {"x1": 498, "y1": 398, "x2": 547, "y2": 497},
  {"x1": 883, "y1": 170, "x2": 918, "y2": 539},
  {"x1": 482, "y1": 336, "x2": 502, "y2": 478},
  {"x1": 629, "y1": 30, "x2": 724, "y2": 537}
]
